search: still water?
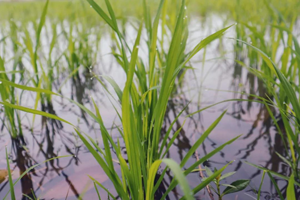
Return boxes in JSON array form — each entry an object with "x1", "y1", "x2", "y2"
[{"x1": 0, "y1": 15, "x2": 296, "y2": 199}]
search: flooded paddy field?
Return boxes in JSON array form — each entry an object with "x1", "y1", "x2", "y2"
[{"x1": 0, "y1": 0, "x2": 300, "y2": 199}]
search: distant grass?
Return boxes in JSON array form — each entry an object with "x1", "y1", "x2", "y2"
[{"x1": 0, "y1": 0, "x2": 299, "y2": 23}]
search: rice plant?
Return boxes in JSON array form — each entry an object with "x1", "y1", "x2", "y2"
[
  {"x1": 0, "y1": 0, "x2": 244, "y2": 199},
  {"x1": 0, "y1": 0, "x2": 299, "y2": 199}
]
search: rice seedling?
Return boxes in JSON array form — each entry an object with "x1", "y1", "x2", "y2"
[
  {"x1": 235, "y1": 10, "x2": 300, "y2": 196},
  {"x1": 0, "y1": 56, "x2": 24, "y2": 139},
  {"x1": 74, "y1": 0, "x2": 245, "y2": 198},
  {"x1": 221, "y1": 1, "x2": 300, "y2": 197},
  {"x1": 0, "y1": 0, "x2": 300, "y2": 199},
  {"x1": 202, "y1": 167, "x2": 250, "y2": 200},
  {"x1": 0, "y1": 0, "x2": 245, "y2": 198}
]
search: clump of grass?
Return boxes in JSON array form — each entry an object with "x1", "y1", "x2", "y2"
[
  {"x1": 235, "y1": 5, "x2": 300, "y2": 196},
  {"x1": 0, "y1": 56, "x2": 23, "y2": 139},
  {"x1": 0, "y1": 0, "x2": 243, "y2": 199},
  {"x1": 5, "y1": 0, "x2": 300, "y2": 198},
  {"x1": 76, "y1": 0, "x2": 239, "y2": 198}
]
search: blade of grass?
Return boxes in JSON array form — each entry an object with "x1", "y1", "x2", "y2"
[{"x1": 6, "y1": 148, "x2": 15, "y2": 200}]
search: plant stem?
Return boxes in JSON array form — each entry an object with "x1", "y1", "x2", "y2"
[{"x1": 216, "y1": 179, "x2": 222, "y2": 200}]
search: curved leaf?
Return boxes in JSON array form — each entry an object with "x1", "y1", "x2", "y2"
[{"x1": 222, "y1": 179, "x2": 250, "y2": 196}]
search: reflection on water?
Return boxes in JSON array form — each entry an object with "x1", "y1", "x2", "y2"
[{"x1": 0, "y1": 15, "x2": 299, "y2": 200}]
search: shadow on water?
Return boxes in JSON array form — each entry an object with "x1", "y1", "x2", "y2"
[
  {"x1": 12, "y1": 138, "x2": 35, "y2": 200},
  {"x1": 30, "y1": 107, "x2": 83, "y2": 199},
  {"x1": 0, "y1": 110, "x2": 84, "y2": 199}
]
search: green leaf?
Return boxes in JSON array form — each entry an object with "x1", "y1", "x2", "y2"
[
  {"x1": 205, "y1": 167, "x2": 213, "y2": 177},
  {"x1": 160, "y1": 136, "x2": 241, "y2": 200},
  {"x1": 275, "y1": 152, "x2": 292, "y2": 167},
  {"x1": 219, "y1": 171, "x2": 236, "y2": 181},
  {"x1": 86, "y1": 0, "x2": 117, "y2": 31},
  {"x1": 185, "y1": 162, "x2": 232, "y2": 199},
  {"x1": 74, "y1": 129, "x2": 128, "y2": 200},
  {"x1": 33, "y1": 0, "x2": 49, "y2": 78},
  {"x1": 287, "y1": 174, "x2": 296, "y2": 200},
  {"x1": 102, "y1": 75, "x2": 123, "y2": 102},
  {"x1": 181, "y1": 110, "x2": 227, "y2": 167},
  {"x1": 267, "y1": 172, "x2": 284, "y2": 200},
  {"x1": 89, "y1": 176, "x2": 117, "y2": 200},
  {"x1": 0, "y1": 101, "x2": 72, "y2": 126},
  {"x1": 257, "y1": 171, "x2": 266, "y2": 200},
  {"x1": 221, "y1": 184, "x2": 236, "y2": 188},
  {"x1": 245, "y1": 159, "x2": 300, "y2": 187},
  {"x1": 93, "y1": 182, "x2": 101, "y2": 200},
  {"x1": 0, "y1": 79, "x2": 57, "y2": 95},
  {"x1": 222, "y1": 180, "x2": 250, "y2": 196},
  {"x1": 147, "y1": 159, "x2": 195, "y2": 200},
  {"x1": 181, "y1": 24, "x2": 235, "y2": 67}
]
